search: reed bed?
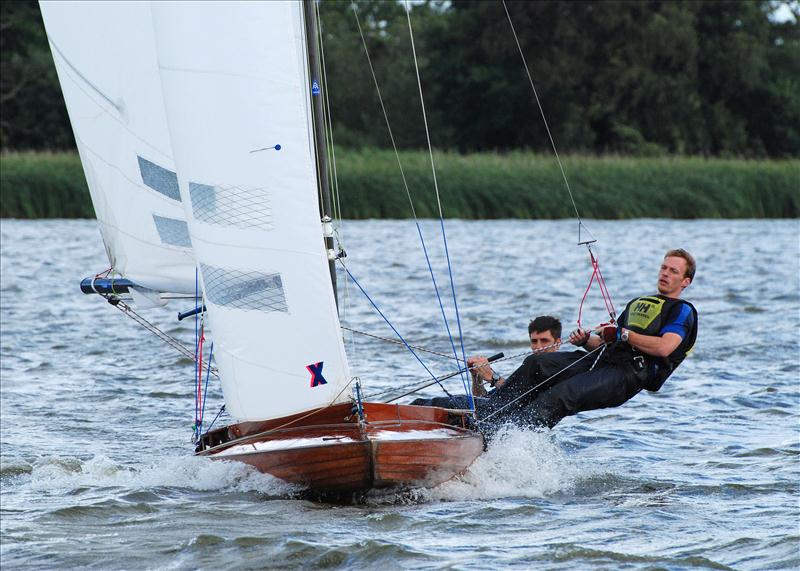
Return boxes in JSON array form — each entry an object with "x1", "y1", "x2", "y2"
[
  {"x1": 1, "y1": 151, "x2": 94, "y2": 218},
  {"x1": 2, "y1": 150, "x2": 797, "y2": 219}
]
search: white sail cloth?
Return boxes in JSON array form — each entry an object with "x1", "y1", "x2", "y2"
[
  {"x1": 39, "y1": 1, "x2": 196, "y2": 294},
  {"x1": 151, "y1": 1, "x2": 352, "y2": 421}
]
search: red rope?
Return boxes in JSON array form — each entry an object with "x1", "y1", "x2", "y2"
[
  {"x1": 576, "y1": 265, "x2": 596, "y2": 329},
  {"x1": 595, "y1": 262, "x2": 617, "y2": 321},
  {"x1": 576, "y1": 249, "x2": 617, "y2": 329}
]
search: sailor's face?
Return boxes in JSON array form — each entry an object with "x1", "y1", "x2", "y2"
[
  {"x1": 530, "y1": 330, "x2": 560, "y2": 353},
  {"x1": 657, "y1": 256, "x2": 691, "y2": 296}
]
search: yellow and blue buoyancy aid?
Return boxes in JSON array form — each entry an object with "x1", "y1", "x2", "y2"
[{"x1": 614, "y1": 294, "x2": 698, "y2": 391}]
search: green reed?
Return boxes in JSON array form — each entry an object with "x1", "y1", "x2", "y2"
[
  {"x1": 1, "y1": 150, "x2": 797, "y2": 219},
  {"x1": 336, "y1": 150, "x2": 800, "y2": 219},
  {"x1": 1, "y1": 151, "x2": 94, "y2": 218}
]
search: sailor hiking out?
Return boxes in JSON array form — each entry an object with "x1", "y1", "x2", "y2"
[{"x1": 416, "y1": 249, "x2": 698, "y2": 433}]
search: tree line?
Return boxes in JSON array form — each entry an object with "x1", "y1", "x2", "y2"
[{"x1": 2, "y1": 0, "x2": 798, "y2": 158}]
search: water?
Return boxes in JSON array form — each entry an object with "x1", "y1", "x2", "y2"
[{"x1": 1, "y1": 218, "x2": 798, "y2": 570}]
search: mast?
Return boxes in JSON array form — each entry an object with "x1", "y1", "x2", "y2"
[{"x1": 303, "y1": 0, "x2": 337, "y2": 309}]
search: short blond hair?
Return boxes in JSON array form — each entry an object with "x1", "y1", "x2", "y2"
[{"x1": 665, "y1": 249, "x2": 696, "y2": 281}]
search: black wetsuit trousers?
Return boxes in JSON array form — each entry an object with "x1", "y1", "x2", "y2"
[
  {"x1": 507, "y1": 363, "x2": 643, "y2": 429},
  {"x1": 411, "y1": 351, "x2": 644, "y2": 431},
  {"x1": 411, "y1": 351, "x2": 594, "y2": 416}
]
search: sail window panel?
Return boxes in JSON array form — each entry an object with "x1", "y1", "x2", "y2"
[
  {"x1": 189, "y1": 182, "x2": 273, "y2": 230},
  {"x1": 137, "y1": 156, "x2": 181, "y2": 201},
  {"x1": 201, "y1": 264, "x2": 288, "y2": 313},
  {"x1": 152, "y1": 214, "x2": 192, "y2": 248}
]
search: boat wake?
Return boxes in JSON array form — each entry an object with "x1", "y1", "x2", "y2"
[
  {"x1": 9, "y1": 428, "x2": 597, "y2": 505},
  {"x1": 357, "y1": 426, "x2": 593, "y2": 505},
  {"x1": 18, "y1": 454, "x2": 297, "y2": 496},
  {"x1": 429, "y1": 426, "x2": 585, "y2": 501}
]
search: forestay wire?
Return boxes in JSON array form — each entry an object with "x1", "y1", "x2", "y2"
[
  {"x1": 338, "y1": 258, "x2": 460, "y2": 405},
  {"x1": 351, "y1": 2, "x2": 471, "y2": 406}
]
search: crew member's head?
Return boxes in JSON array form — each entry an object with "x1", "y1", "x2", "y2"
[
  {"x1": 528, "y1": 316, "x2": 562, "y2": 352},
  {"x1": 658, "y1": 248, "x2": 696, "y2": 297}
]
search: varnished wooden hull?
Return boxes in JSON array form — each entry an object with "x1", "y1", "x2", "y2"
[{"x1": 196, "y1": 402, "x2": 484, "y2": 495}]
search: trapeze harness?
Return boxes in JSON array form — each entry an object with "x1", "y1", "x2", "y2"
[{"x1": 605, "y1": 295, "x2": 698, "y2": 392}]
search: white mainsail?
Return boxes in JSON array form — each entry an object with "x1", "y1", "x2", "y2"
[
  {"x1": 151, "y1": 1, "x2": 352, "y2": 421},
  {"x1": 39, "y1": 1, "x2": 196, "y2": 294}
]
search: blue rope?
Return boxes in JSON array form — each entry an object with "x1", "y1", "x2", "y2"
[
  {"x1": 340, "y1": 261, "x2": 458, "y2": 403},
  {"x1": 202, "y1": 405, "x2": 226, "y2": 438},
  {"x1": 438, "y1": 219, "x2": 474, "y2": 411},
  {"x1": 413, "y1": 222, "x2": 468, "y2": 389},
  {"x1": 197, "y1": 343, "x2": 214, "y2": 434}
]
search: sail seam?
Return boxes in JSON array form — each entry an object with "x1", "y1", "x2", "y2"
[{"x1": 49, "y1": 41, "x2": 173, "y2": 162}]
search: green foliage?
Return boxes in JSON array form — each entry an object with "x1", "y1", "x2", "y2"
[
  {"x1": 0, "y1": 0, "x2": 74, "y2": 150},
  {"x1": 0, "y1": 152, "x2": 92, "y2": 218},
  {"x1": 418, "y1": 0, "x2": 799, "y2": 156},
  {"x1": 335, "y1": 150, "x2": 800, "y2": 219},
  {"x1": 3, "y1": 1, "x2": 797, "y2": 158}
]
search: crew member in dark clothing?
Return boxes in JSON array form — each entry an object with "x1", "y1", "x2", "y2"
[
  {"x1": 505, "y1": 248, "x2": 698, "y2": 429},
  {"x1": 472, "y1": 315, "x2": 565, "y2": 396},
  {"x1": 411, "y1": 249, "x2": 698, "y2": 433}
]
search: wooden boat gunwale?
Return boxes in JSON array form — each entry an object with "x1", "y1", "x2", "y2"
[{"x1": 199, "y1": 419, "x2": 477, "y2": 456}]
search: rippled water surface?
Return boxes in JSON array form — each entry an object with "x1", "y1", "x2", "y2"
[{"x1": 1, "y1": 219, "x2": 798, "y2": 570}]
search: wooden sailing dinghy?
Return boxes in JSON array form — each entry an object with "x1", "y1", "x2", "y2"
[
  {"x1": 42, "y1": 0, "x2": 483, "y2": 496},
  {"x1": 197, "y1": 403, "x2": 482, "y2": 493}
]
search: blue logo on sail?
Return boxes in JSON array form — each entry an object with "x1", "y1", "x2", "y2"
[
  {"x1": 306, "y1": 361, "x2": 327, "y2": 387},
  {"x1": 311, "y1": 80, "x2": 320, "y2": 96}
]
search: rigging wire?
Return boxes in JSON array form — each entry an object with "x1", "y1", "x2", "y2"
[
  {"x1": 103, "y1": 297, "x2": 217, "y2": 377},
  {"x1": 303, "y1": 4, "x2": 327, "y2": 223},
  {"x1": 341, "y1": 325, "x2": 464, "y2": 362},
  {"x1": 365, "y1": 344, "x2": 555, "y2": 401},
  {"x1": 351, "y1": 2, "x2": 465, "y2": 392},
  {"x1": 195, "y1": 325, "x2": 205, "y2": 439},
  {"x1": 403, "y1": 1, "x2": 473, "y2": 408},
  {"x1": 202, "y1": 405, "x2": 226, "y2": 438},
  {"x1": 501, "y1": 0, "x2": 619, "y2": 324},
  {"x1": 194, "y1": 269, "x2": 200, "y2": 428},
  {"x1": 338, "y1": 258, "x2": 459, "y2": 404},
  {"x1": 477, "y1": 343, "x2": 606, "y2": 424},
  {"x1": 196, "y1": 342, "x2": 215, "y2": 441},
  {"x1": 316, "y1": 1, "x2": 344, "y2": 233}
]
